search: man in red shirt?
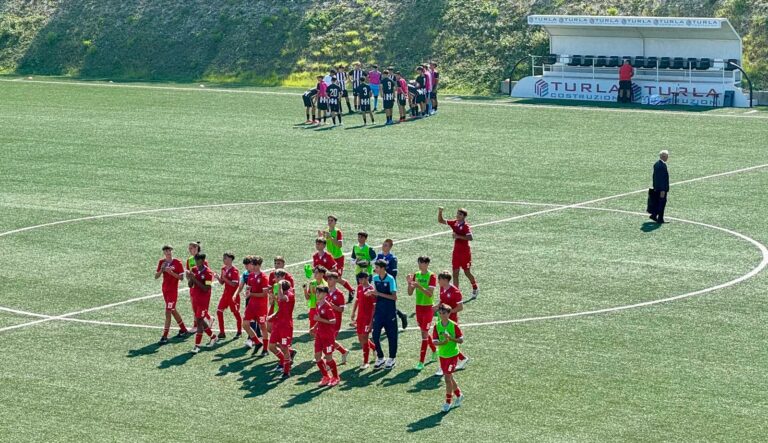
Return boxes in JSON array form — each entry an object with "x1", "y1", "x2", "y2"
[
  {"x1": 268, "y1": 280, "x2": 296, "y2": 377},
  {"x1": 154, "y1": 245, "x2": 188, "y2": 344},
  {"x1": 242, "y1": 256, "x2": 270, "y2": 356},
  {"x1": 314, "y1": 287, "x2": 340, "y2": 387},
  {"x1": 436, "y1": 271, "x2": 469, "y2": 374},
  {"x1": 312, "y1": 237, "x2": 355, "y2": 298},
  {"x1": 326, "y1": 272, "x2": 349, "y2": 364},
  {"x1": 214, "y1": 252, "x2": 241, "y2": 340},
  {"x1": 438, "y1": 207, "x2": 479, "y2": 299},
  {"x1": 351, "y1": 272, "x2": 377, "y2": 368},
  {"x1": 185, "y1": 253, "x2": 216, "y2": 353},
  {"x1": 618, "y1": 59, "x2": 634, "y2": 103}
]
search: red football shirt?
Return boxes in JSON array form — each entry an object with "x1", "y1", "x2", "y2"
[
  {"x1": 447, "y1": 219, "x2": 472, "y2": 254},
  {"x1": 268, "y1": 271, "x2": 295, "y2": 289},
  {"x1": 328, "y1": 287, "x2": 346, "y2": 329},
  {"x1": 220, "y1": 266, "x2": 240, "y2": 298},
  {"x1": 190, "y1": 265, "x2": 214, "y2": 298},
  {"x1": 275, "y1": 289, "x2": 296, "y2": 327},
  {"x1": 439, "y1": 284, "x2": 463, "y2": 321},
  {"x1": 157, "y1": 258, "x2": 183, "y2": 292},
  {"x1": 245, "y1": 271, "x2": 269, "y2": 310},
  {"x1": 312, "y1": 251, "x2": 338, "y2": 271},
  {"x1": 619, "y1": 64, "x2": 633, "y2": 81},
  {"x1": 315, "y1": 300, "x2": 336, "y2": 338},
  {"x1": 356, "y1": 284, "x2": 376, "y2": 320}
]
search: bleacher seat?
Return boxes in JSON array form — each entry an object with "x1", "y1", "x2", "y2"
[
  {"x1": 581, "y1": 55, "x2": 595, "y2": 66},
  {"x1": 645, "y1": 57, "x2": 658, "y2": 69},
  {"x1": 544, "y1": 54, "x2": 558, "y2": 65},
  {"x1": 696, "y1": 58, "x2": 712, "y2": 70},
  {"x1": 659, "y1": 57, "x2": 671, "y2": 69},
  {"x1": 725, "y1": 59, "x2": 738, "y2": 70},
  {"x1": 568, "y1": 55, "x2": 582, "y2": 66},
  {"x1": 671, "y1": 57, "x2": 685, "y2": 69},
  {"x1": 686, "y1": 57, "x2": 698, "y2": 69},
  {"x1": 595, "y1": 56, "x2": 607, "y2": 67},
  {"x1": 631, "y1": 56, "x2": 645, "y2": 68},
  {"x1": 622, "y1": 56, "x2": 633, "y2": 66},
  {"x1": 607, "y1": 56, "x2": 620, "y2": 67}
]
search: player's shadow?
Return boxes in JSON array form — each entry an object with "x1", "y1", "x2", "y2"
[
  {"x1": 296, "y1": 312, "x2": 309, "y2": 320},
  {"x1": 338, "y1": 367, "x2": 388, "y2": 391},
  {"x1": 293, "y1": 333, "x2": 314, "y2": 345},
  {"x1": 126, "y1": 342, "x2": 162, "y2": 358},
  {"x1": 157, "y1": 352, "x2": 194, "y2": 369},
  {"x1": 380, "y1": 368, "x2": 420, "y2": 387},
  {"x1": 282, "y1": 386, "x2": 328, "y2": 408},
  {"x1": 216, "y1": 355, "x2": 256, "y2": 377},
  {"x1": 343, "y1": 124, "x2": 367, "y2": 130},
  {"x1": 238, "y1": 362, "x2": 283, "y2": 398},
  {"x1": 407, "y1": 374, "x2": 441, "y2": 393},
  {"x1": 641, "y1": 221, "x2": 662, "y2": 232},
  {"x1": 406, "y1": 411, "x2": 447, "y2": 432},
  {"x1": 314, "y1": 126, "x2": 335, "y2": 132},
  {"x1": 211, "y1": 345, "x2": 249, "y2": 362}
]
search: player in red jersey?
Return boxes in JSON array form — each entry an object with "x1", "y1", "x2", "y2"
[
  {"x1": 214, "y1": 252, "x2": 241, "y2": 340},
  {"x1": 313, "y1": 286, "x2": 340, "y2": 387},
  {"x1": 435, "y1": 271, "x2": 469, "y2": 374},
  {"x1": 438, "y1": 207, "x2": 479, "y2": 299},
  {"x1": 267, "y1": 257, "x2": 294, "y2": 332},
  {"x1": 268, "y1": 279, "x2": 296, "y2": 378},
  {"x1": 325, "y1": 272, "x2": 350, "y2": 364},
  {"x1": 350, "y1": 272, "x2": 377, "y2": 368},
  {"x1": 185, "y1": 241, "x2": 213, "y2": 333},
  {"x1": 154, "y1": 245, "x2": 188, "y2": 344},
  {"x1": 241, "y1": 256, "x2": 270, "y2": 356},
  {"x1": 185, "y1": 253, "x2": 217, "y2": 353},
  {"x1": 312, "y1": 237, "x2": 355, "y2": 300}
]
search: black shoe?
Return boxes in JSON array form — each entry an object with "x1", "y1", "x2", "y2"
[
  {"x1": 159, "y1": 336, "x2": 169, "y2": 345},
  {"x1": 252, "y1": 342, "x2": 263, "y2": 355},
  {"x1": 649, "y1": 214, "x2": 657, "y2": 222},
  {"x1": 217, "y1": 332, "x2": 226, "y2": 340},
  {"x1": 234, "y1": 332, "x2": 242, "y2": 339},
  {"x1": 290, "y1": 349, "x2": 297, "y2": 359},
  {"x1": 261, "y1": 350, "x2": 269, "y2": 357},
  {"x1": 175, "y1": 329, "x2": 189, "y2": 338},
  {"x1": 398, "y1": 311, "x2": 408, "y2": 330},
  {"x1": 656, "y1": 219, "x2": 666, "y2": 224}
]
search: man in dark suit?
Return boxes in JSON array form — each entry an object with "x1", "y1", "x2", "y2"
[{"x1": 651, "y1": 150, "x2": 670, "y2": 223}]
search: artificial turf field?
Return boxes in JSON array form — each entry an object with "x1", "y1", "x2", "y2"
[{"x1": 1, "y1": 77, "x2": 768, "y2": 442}]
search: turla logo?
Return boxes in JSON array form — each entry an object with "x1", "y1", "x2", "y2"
[
  {"x1": 534, "y1": 79, "x2": 549, "y2": 97},
  {"x1": 632, "y1": 83, "x2": 642, "y2": 101}
]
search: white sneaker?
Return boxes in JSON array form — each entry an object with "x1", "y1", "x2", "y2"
[
  {"x1": 207, "y1": 335, "x2": 218, "y2": 348},
  {"x1": 191, "y1": 346, "x2": 200, "y2": 354},
  {"x1": 435, "y1": 367, "x2": 444, "y2": 377},
  {"x1": 456, "y1": 357, "x2": 470, "y2": 370},
  {"x1": 340, "y1": 351, "x2": 348, "y2": 365},
  {"x1": 441, "y1": 403, "x2": 451, "y2": 412},
  {"x1": 374, "y1": 358, "x2": 385, "y2": 369},
  {"x1": 189, "y1": 326, "x2": 198, "y2": 334},
  {"x1": 384, "y1": 358, "x2": 396, "y2": 369},
  {"x1": 454, "y1": 395, "x2": 464, "y2": 408},
  {"x1": 360, "y1": 363, "x2": 370, "y2": 370},
  {"x1": 470, "y1": 288, "x2": 479, "y2": 300},
  {"x1": 245, "y1": 338, "x2": 254, "y2": 349}
]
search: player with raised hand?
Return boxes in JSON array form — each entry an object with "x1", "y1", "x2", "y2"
[
  {"x1": 325, "y1": 272, "x2": 350, "y2": 365},
  {"x1": 438, "y1": 207, "x2": 479, "y2": 299},
  {"x1": 407, "y1": 255, "x2": 437, "y2": 370},
  {"x1": 186, "y1": 253, "x2": 216, "y2": 354},
  {"x1": 313, "y1": 236, "x2": 355, "y2": 301},
  {"x1": 303, "y1": 265, "x2": 328, "y2": 335},
  {"x1": 241, "y1": 256, "x2": 270, "y2": 356},
  {"x1": 314, "y1": 286, "x2": 341, "y2": 387},
  {"x1": 154, "y1": 245, "x2": 188, "y2": 344},
  {"x1": 214, "y1": 252, "x2": 241, "y2": 340},
  {"x1": 433, "y1": 303, "x2": 465, "y2": 412},
  {"x1": 350, "y1": 272, "x2": 377, "y2": 368},
  {"x1": 381, "y1": 69, "x2": 396, "y2": 125},
  {"x1": 185, "y1": 241, "x2": 211, "y2": 333},
  {"x1": 267, "y1": 279, "x2": 296, "y2": 378}
]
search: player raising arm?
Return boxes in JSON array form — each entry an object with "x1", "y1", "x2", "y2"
[
  {"x1": 214, "y1": 252, "x2": 241, "y2": 340},
  {"x1": 267, "y1": 279, "x2": 296, "y2": 378},
  {"x1": 438, "y1": 207, "x2": 479, "y2": 299},
  {"x1": 155, "y1": 245, "x2": 188, "y2": 344}
]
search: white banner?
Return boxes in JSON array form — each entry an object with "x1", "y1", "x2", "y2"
[{"x1": 527, "y1": 15, "x2": 722, "y2": 29}]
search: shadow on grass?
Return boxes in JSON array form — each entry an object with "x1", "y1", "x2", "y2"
[
  {"x1": 211, "y1": 344, "x2": 249, "y2": 362},
  {"x1": 406, "y1": 411, "x2": 447, "y2": 432},
  {"x1": 380, "y1": 368, "x2": 420, "y2": 387},
  {"x1": 238, "y1": 361, "x2": 284, "y2": 398},
  {"x1": 158, "y1": 352, "x2": 195, "y2": 369},
  {"x1": 127, "y1": 342, "x2": 162, "y2": 358},
  {"x1": 641, "y1": 221, "x2": 662, "y2": 232},
  {"x1": 407, "y1": 374, "x2": 441, "y2": 393},
  {"x1": 338, "y1": 366, "x2": 388, "y2": 391},
  {"x1": 513, "y1": 98, "x2": 718, "y2": 113}
]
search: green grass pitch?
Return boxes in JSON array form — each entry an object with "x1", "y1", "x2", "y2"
[{"x1": 1, "y1": 78, "x2": 768, "y2": 442}]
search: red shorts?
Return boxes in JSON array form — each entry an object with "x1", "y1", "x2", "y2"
[
  {"x1": 308, "y1": 308, "x2": 318, "y2": 330},
  {"x1": 355, "y1": 316, "x2": 372, "y2": 335},
  {"x1": 416, "y1": 305, "x2": 435, "y2": 331},
  {"x1": 314, "y1": 335, "x2": 335, "y2": 355},
  {"x1": 192, "y1": 293, "x2": 211, "y2": 319},
  {"x1": 334, "y1": 257, "x2": 345, "y2": 275},
  {"x1": 440, "y1": 355, "x2": 459, "y2": 375},
  {"x1": 162, "y1": 288, "x2": 178, "y2": 311},
  {"x1": 244, "y1": 300, "x2": 267, "y2": 323},
  {"x1": 217, "y1": 294, "x2": 240, "y2": 312},
  {"x1": 452, "y1": 251, "x2": 472, "y2": 270},
  {"x1": 269, "y1": 324, "x2": 293, "y2": 347}
]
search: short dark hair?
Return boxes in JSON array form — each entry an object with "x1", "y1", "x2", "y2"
[
  {"x1": 317, "y1": 286, "x2": 330, "y2": 294},
  {"x1": 438, "y1": 303, "x2": 452, "y2": 313},
  {"x1": 328, "y1": 215, "x2": 338, "y2": 221},
  {"x1": 314, "y1": 265, "x2": 327, "y2": 274},
  {"x1": 438, "y1": 271, "x2": 452, "y2": 281},
  {"x1": 457, "y1": 208, "x2": 468, "y2": 216},
  {"x1": 162, "y1": 245, "x2": 173, "y2": 251},
  {"x1": 275, "y1": 269, "x2": 287, "y2": 278},
  {"x1": 383, "y1": 238, "x2": 393, "y2": 247},
  {"x1": 242, "y1": 256, "x2": 252, "y2": 265},
  {"x1": 374, "y1": 259, "x2": 388, "y2": 269},
  {"x1": 357, "y1": 231, "x2": 368, "y2": 238},
  {"x1": 356, "y1": 272, "x2": 369, "y2": 282},
  {"x1": 417, "y1": 255, "x2": 431, "y2": 264},
  {"x1": 326, "y1": 271, "x2": 339, "y2": 280},
  {"x1": 274, "y1": 256, "x2": 285, "y2": 264},
  {"x1": 280, "y1": 280, "x2": 291, "y2": 291},
  {"x1": 316, "y1": 237, "x2": 327, "y2": 245},
  {"x1": 223, "y1": 252, "x2": 235, "y2": 261},
  {"x1": 251, "y1": 256, "x2": 263, "y2": 266},
  {"x1": 194, "y1": 253, "x2": 207, "y2": 261}
]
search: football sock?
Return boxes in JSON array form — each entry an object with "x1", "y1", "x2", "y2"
[
  {"x1": 458, "y1": 352, "x2": 466, "y2": 360},
  {"x1": 316, "y1": 360, "x2": 329, "y2": 378},
  {"x1": 428, "y1": 339, "x2": 436, "y2": 353},
  {"x1": 335, "y1": 343, "x2": 348, "y2": 355},
  {"x1": 420, "y1": 339, "x2": 429, "y2": 363},
  {"x1": 162, "y1": 328, "x2": 169, "y2": 338},
  {"x1": 204, "y1": 327, "x2": 212, "y2": 337},
  {"x1": 216, "y1": 310, "x2": 225, "y2": 335},
  {"x1": 252, "y1": 321, "x2": 260, "y2": 337},
  {"x1": 195, "y1": 333, "x2": 203, "y2": 346},
  {"x1": 338, "y1": 114, "x2": 342, "y2": 123},
  {"x1": 363, "y1": 344, "x2": 370, "y2": 364},
  {"x1": 446, "y1": 393, "x2": 452, "y2": 404},
  {"x1": 312, "y1": 112, "x2": 316, "y2": 120},
  {"x1": 274, "y1": 350, "x2": 286, "y2": 365},
  {"x1": 454, "y1": 388, "x2": 462, "y2": 398},
  {"x1": 306, "y1": 111, "x2": 310, "y2": 120},
  {"x1": 363, "y1": 116, "x2": 367, "y2": 124},
  {"x1": 327, "y1": 359, "x2": 339, "y2": 377},
  {"x1": 374, "y1": 97, "x2": 378, "y2": 109},
  {"x1": 332, "y1": 116, "x2": 337, "y2": 124},
  {"x1": 471, "y1": 281, "x2": 478, "y2": 290},
  {"x1": 232, "y1": 308, "x2": 242, "y2": 334},
  {"x1": 342, "y1": 280, "x2": 354, "y2": 293}
]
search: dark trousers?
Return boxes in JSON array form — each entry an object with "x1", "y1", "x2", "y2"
[
  {"x1": 372, "y1": 314, "x2": 398, "y2": 359},
  {"x1": 652, "y1": 189, "x2": 668, "y2": 221},
  {"x1": 618, "y1": 80, "x2": 632, "y2": 103}
]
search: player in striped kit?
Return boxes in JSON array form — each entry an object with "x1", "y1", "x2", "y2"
[
  {"x1": 351, "y1": 62, "x2": 365, "y2": 111},
  {"x1": 336, "y1": 65, "x2": 353, "y2": 114}
]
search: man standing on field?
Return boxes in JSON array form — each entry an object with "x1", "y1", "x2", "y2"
[
  {"x1": 650, "y1": 150, "x2": 670, "y2": 224},
  {"x1": 438, "y1": 207, "x2": 479, "y2": 299}
]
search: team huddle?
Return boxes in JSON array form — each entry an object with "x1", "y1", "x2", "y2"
[
  {"x1": 302, "y1": 62, "x2": 441, "y2": 126},
  {"x1": 154, "y1": 208, "x2": 478, "y2": 412}
]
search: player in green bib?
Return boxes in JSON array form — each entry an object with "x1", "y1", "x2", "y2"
[
  {"x1": 319, "y1": 215, "x2": 345, "y2": 271},
  {"x1": 351, "y1": 231, "x2": 377, "y2": 275},
  {"x1": 407, "y1": 256, "x2": 438, "y2": 370},
  {"x1": 303, "y1": 266, "x2": 328, "y2": 336},
  {"x1": 433, "y1": 303, "x2": 465, "y2": 412}
]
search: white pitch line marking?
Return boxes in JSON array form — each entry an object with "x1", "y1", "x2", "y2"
[
  {"x1": 1, "y1": 78, "x2": 766, "y2": 120},
  {"x1": 0, "y1": 163, "x2": 767, "y2": 333}
]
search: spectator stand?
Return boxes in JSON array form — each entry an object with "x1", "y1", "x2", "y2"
[{"x1": 511, "y1": 15, "x2": 752, "y2": 107}]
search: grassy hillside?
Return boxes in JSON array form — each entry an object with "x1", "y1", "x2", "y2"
[{"x1": 1, "y1": 0, "x2": 766, "y2": 92}]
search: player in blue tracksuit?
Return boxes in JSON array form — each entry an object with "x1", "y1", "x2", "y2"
[
  {"x1": 376, "y1": 238, "x2": 408, "y2": 330},
  {"x1": 370, "y1": 259, "x2": 398, "y2": 369}
]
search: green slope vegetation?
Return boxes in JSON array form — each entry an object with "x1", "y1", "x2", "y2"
[{"x1": 1, "y1": 0, "x2": 766, "y2": 92}]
